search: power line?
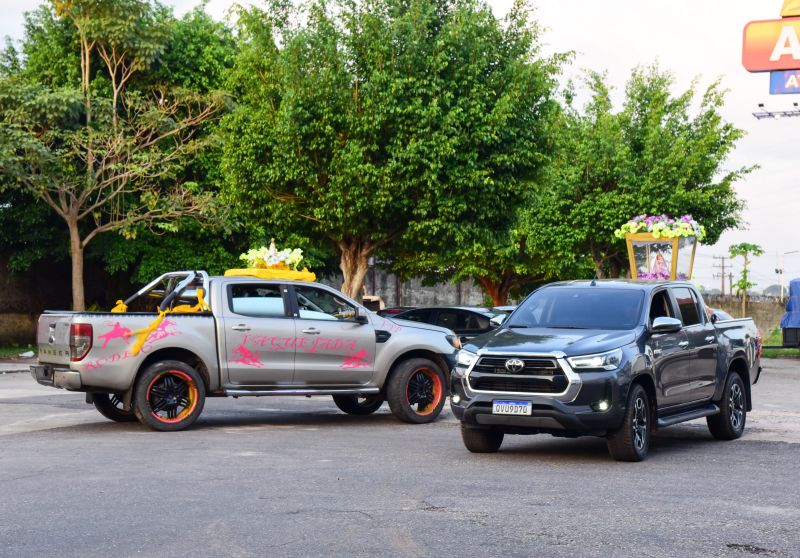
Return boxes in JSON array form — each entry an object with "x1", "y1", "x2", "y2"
[{"x1": 712, "y1": 255, "x2": 728, "y2": 296}]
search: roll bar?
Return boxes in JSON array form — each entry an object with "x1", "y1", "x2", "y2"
[{"x1": 123, "y1": 270, "x2": 210, "y2": 311}]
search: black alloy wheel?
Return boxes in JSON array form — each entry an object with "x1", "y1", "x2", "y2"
[{"x1": 707, "y1": 371, "x2": 747, "y2": 440}]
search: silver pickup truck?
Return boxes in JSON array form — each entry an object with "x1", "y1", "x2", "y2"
[{"x1": 32, "y1": 271, "x2": 458, "y2": 431}]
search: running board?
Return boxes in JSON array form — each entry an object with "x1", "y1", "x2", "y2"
[
  {"x1": 224, "y1": 387, "x2": 380, "y2": 397},
  {"x1": 657, "y1": 404, "x2": 720, "y2": 428}
]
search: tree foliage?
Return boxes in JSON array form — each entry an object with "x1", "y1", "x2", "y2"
[
  {"x1": 222, "y1": 0, "x2": 561, "y2": 299},
  {"x1": 0, "y1": 0, "x2": 227, "y2": 310},
  {"x1": 526, "y1": 66, "x2": 750, "y2": 279}
]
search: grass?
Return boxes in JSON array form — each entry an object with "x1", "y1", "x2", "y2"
[
  {"x1": 762, "y1": 328, "x2": 800, "y2": 359},
  {"x1": 0, "y1": 344, "x2": 36, "y2": 359}
]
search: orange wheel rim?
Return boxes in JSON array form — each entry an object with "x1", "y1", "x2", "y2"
[
  {"x1": 147, "y1": 370, "x2": 198, "y2": 424},
  {"x1": 406, "y1": 368, "x2": 442, "y2": 416}
]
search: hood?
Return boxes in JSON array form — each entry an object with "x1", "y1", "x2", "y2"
[{"x1": 464, "y1": 327, "x2": 637, "y2": 357}]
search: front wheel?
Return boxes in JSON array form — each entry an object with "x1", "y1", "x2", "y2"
[
  {"x1": 607, "y1": 383, "x2": 650, "y2": 462},
  {"x1": 133, "y1": 361, "x2": 205, "y2": 432},
  {"x1": 461, "y1": 423, "x2": 504, "y2": 453},
  {"x1": 332, "y1": 394, "x2": 384, "y2": 415},
  {"x1": 386, "y1": 358, "x2": 446, "y2": 424},
  {"x1": 707, "y1": 371, "x2": 746, "y2": 440},
  {"x1": 93, "y1": 393, "x2": 137, "y2": 422}
]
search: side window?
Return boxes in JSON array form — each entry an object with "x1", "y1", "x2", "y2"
[
  {"x1": 436, "y1": 310, "x2": 467, "y2": 330},
  {"x1": 229, "y1": 284, "x2": 287, "y2": 318},
  {"x1": 672, "y1": 287, "x2": 702, "y2": 327},
  {"x1": 466, "y1": 314, "x2": 490, "y2": 330},
  {"x1": 649, "y1": 290, "x2": 673, "y2": 322},
  {"x1": 397, "y1": 310, "x2": 431, "y2": 323},
  {"x1": 295, "y1": 286, "x2": 356, "y2": 321}
]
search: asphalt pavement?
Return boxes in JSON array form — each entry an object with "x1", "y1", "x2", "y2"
[{"x1": 0, "y1": 359, "x2": 798, "y2": 558}]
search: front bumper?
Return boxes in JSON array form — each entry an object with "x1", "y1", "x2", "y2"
[
  {"x1": 31, "y1": 364, "x2": 82, "y2": 391},
  {"x1": 450, "y1": 359, "x2": 627, "y2": 435}
]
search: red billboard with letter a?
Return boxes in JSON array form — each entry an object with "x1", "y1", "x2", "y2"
[{"x1": 743, "y1": 17, "x2": 800, "y2": 72}]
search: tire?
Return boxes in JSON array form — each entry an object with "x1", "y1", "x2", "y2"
[
  {"x1": 707, "y1": 371, "x2": 746, "y2": 440},
  {"x1": 461, "y1": 423, "x2": 504, "y2": 453},
  {"x1": 332, "y1": 394, "x2": 384, "y2": 415},
  {"x1": 93, "y1": 393, "x2": 137, "y2": 422},
  {"x1": 133, "y1": 360, "x2": 205, "y2": 432},
  {"x1": 386, "y1": 358, "x2": 447, "y2": 424},
  {"x1": 607, "y1": 383, "x2": 650, "y2": 462}
]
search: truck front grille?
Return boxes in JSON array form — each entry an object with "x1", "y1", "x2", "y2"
[{"x1": 468, "y1": 356, "x2": 569, "y2": 394}]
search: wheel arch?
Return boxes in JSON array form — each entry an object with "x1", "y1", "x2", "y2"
[
  {"x1": 134, "y1": 348, "x2": 212, "y2": 394},
  {"x1": 385, "y1": 350, "x2": 450, "y2": 392}
]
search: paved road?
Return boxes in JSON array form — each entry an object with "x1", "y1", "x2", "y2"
[{"x1": 0, "y1": 360, "x2": 798, "y2": 557}]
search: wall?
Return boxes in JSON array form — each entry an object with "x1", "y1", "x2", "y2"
[
  {"x1": 705, "y1": 296, "x2": 786, "y2": 336},
  {"x1": 320, "y1": 268, "x2": 490, "y2": 308}
]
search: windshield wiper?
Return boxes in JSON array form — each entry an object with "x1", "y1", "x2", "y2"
[
  {"x1": 544, "y1": 326, "x2": 588, "y2": 329},
  {"x1": 507, "y1": 324, "x2": 530, "y2": 329}
]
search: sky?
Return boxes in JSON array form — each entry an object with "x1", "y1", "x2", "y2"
[{"x1": 1, "y1": 0, "x2": 799, "y2": 294}]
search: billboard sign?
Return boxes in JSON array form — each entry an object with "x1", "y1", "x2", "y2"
[
  {"x1": 742, "y1": 17, "x2": 800, "y2": 72},
  {"x1": 770, "y1": 70, "x2": 800, "y2": 93}
]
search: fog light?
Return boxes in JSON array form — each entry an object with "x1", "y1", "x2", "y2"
[
  {"x1": 452, "y1": 394, "x2": 462, "y2": 404},
  {"x1": 591, "y1": 400, "x2": 610, "y2": 412}
]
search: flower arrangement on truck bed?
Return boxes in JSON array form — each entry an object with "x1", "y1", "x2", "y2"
[
  {"x1": 225, "y1": 240, "x2": 316, "y2": 281},
  {"x1": 614, "y1": 214, "x2": 706, "y2": 241}
]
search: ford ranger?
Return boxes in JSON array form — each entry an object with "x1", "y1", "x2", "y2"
[
  {"x1": 450, "y1": 280, "x2": 762, "y2": 461},
  {"x1": 32, "y1": 271, "x2": 458, "y2": 431}
]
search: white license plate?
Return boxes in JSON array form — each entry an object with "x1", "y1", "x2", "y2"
[{"x1": 492, "y1": 400, "x2": 532, "y2": 416}]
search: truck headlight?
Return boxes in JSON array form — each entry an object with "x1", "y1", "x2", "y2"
[
  {"x1": 446, "y1": 335, "x2": 462, "y2": 350},
  {"x1": 567, "y1": 348, "x2": 623, "y2": 371},
  {"x1": 456, "y1": 349, "x2": 478, "y2": 367}
]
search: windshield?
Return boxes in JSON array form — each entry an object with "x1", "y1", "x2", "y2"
[{"x1": 507, "y1": 287, "x2": 644, "y2": 330}]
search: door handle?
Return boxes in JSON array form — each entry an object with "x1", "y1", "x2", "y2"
[
  {"x1": 231, "y1": 324, "x2": 250, "y2": 332},
  {"x1": 302, "y1": 328, "x2": 321, "y2": 335},
  {"x1": 678, "y1": 341, "x2": 689, "y2": 348},
  {"x1": 704, "y1": 336, "x2": 715, "y2": 343}
]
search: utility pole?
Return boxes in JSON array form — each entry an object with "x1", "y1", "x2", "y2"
[
  {"x1": 712, "y1": 256, "x2": 728, "y2": 296},
  {"x1": 728, "y1": 272, "x2": 733, "y2": 300}
]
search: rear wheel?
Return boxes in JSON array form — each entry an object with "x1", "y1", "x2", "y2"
[
  {"x1": 386, "y1": 358, "x2": 446, "y2": 424},
  {"x1": 133, "y1": 361, "x2": 205, "y2": 432},
  {"x1": 607, "y1": 383, "x2": 650, "y2": 462},
  {"x1": 93, "y1": 393, "x2": 137, "y2": 422},
  {"x1": 332, "y1": 394, "x2": 384, "y2": 415},
  {"x1": 707, "y1": 371, "x2": 746, "y2": 440},
  {"x1": 461, "y1": 423, "x2": 504, "y2": 453}
]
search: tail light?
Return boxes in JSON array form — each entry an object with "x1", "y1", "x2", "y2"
[
  {"x1": 756, "y1": 330, "x2": 762, "y2": 359},
  {"x1": 70, "y1": 323, "x2": 93, "y2": 362}
]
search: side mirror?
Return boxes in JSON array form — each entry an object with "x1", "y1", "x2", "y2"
[
  {"x1": 710, "y1": 313, "x2": 718, "y2": 324},
  {"x1": 355, "y1": 307, "x2": 370, "y2": 324},
  {"x1": 651, "y1": 316, "x2": 682, "y2": 333},
  {"x1": 490, "y1": 315, "x2": 506, "y2": 328}
]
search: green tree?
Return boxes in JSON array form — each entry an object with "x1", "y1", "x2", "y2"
[
  {"x1": 527, "y1": 66, "x2": 750, "y2": 279},
  {"x1": 0, "y1": 0, "x2": 225, "y2": 310},
  {"x1": 729, "y1": 242, "x2": 764, "y2": 317},
  {"x1": 222, "y1": 0, "x2": 561, "y2": 299}
]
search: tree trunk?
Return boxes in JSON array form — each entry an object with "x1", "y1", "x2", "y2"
[
  {"x1": 338, "y1": 238, "x2": 373, "y2": 301},
  {"x1": 476, "y1": 275, "x2": 513, "y2": 306},
  {"x1": 68, "y1": 219, "x2": 86, "y2": 311},
  {"x1": 590, "y1": 245, "x2": 606, "y2": 279}
]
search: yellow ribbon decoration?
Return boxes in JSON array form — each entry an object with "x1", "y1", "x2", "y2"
[
  {"x1": 111, "y1": 300, "x2": 128, "y2": 313},
  {"x1": 129, "y1": 288, "x2": 211, "y2": 356}
]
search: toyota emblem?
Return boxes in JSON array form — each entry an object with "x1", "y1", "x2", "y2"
[{"x1": 504, "y1": 358, "x2": 525, "y2": 373}]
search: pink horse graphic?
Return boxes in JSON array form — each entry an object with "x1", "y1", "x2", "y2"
[
  {"x1": 97, "y1": 322, "x2": 132, "y2": 349},
  {"x1": 232, "y1": 344, "x2": 264, "y2": 368},
  {"x1": 341, "y1": 349, "x2": 370, "y2": 369}
]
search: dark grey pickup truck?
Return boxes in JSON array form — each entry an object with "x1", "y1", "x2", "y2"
[{"x1": 450, "y1": 280, "x2": 762, "y2": 461}]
